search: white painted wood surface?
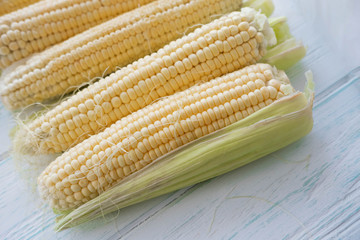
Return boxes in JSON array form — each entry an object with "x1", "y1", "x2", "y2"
[{"x1": 1, "y1": 0, "x2": 359, "y2": 239}]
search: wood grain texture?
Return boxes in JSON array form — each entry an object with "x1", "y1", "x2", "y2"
[
  {"x1": 0, "y1": 0, "x2": 360, "y2": 239},
  {"x1": 0, "y1": 104, "x2": 14, "y2": 153}
]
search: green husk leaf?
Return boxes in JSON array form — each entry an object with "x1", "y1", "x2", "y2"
[
  {"x1": 244, "y1": 0, "x2": 275, "y2": 17},
  {"x1": 269, "y1": 17, "x2": 292, "y2": 45},
  {"x1": 262, "y1": 17, "x2": 307, "y2": 70},
  {"x1": 263, "y1": 37, "x2": 307, "y2": 70},
  {"x1": 54, "y1": 77, "x2": 314, "y2": 231}
]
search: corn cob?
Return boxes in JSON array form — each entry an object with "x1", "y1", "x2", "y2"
[
  {"x1": 16, "y1": 8, "x2": 282, "y2": 155},
  {"x1": 54, "y1": 73, "x2": 313, "y2": 230},
  {"x1": 1, "y1": 0, "x2": 246, "y2": 110},
  {"x1": 0, "y1": 0, "x2": 157, "y2": 68},
  {"x1": 0, "y1": 0, "x2": 41, "y2": 16},
  {"x1": 38, "y1": 63, "x2": 296, "y2": 211}
]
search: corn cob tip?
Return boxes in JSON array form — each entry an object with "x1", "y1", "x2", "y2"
[
  {"x1": 11, "y1": 122, "x2": 61, "y2": 190},
  {"x1": 241, "y1": 7, "x2": 277, "y2": 47},
  {"x1": 12, "y1": 120, "x2": 53, "y2": 156}
]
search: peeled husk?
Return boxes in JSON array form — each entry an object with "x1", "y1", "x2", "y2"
[{"x1": 55, "y1": 73, "x2": 314, "y2": 231}]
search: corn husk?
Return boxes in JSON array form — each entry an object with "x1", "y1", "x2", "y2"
[
  {"x1": 263, "y1": 17, "x2": 307, "y2": 70},
  {"x1": 55, "y1": 73, "x2": 314, "y2": 231},
  {"x1": 244, "y1": 0, "x2": 275, "y2": 17}
]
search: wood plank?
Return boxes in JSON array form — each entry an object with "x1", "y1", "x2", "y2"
[
  {"x1": 0, "y1": 0, "x2": 359, "y2": 239},
  {"x1": 0, "y1": 104, "x2": 15, "y2": 154}
]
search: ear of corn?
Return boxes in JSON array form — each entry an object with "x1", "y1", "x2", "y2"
[
  {"x1": 1, "y1": 0, "x2": 245, "y2": 110},
  {"x1": 0, "y1": 0, "x2": 41, "y2": 16},
  {"x1": 0, "y1": 0, "x2": 157, "y2": 68},
  {"x1": 37, "y1": 63, "x2": 310, "y2": 211},
  {"x1": 15, "y1": 8, "x2": 302, "y2": 156},
  {"x1": 43, "y1": 65, "x2": 314, "y2": 230},
  {"x1": 38, "y1": 63, "x2": 288, "y2": 210}
]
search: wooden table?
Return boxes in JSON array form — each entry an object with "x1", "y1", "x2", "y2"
[{"x1": 1, "y1": 0, "x2": 359, "y2": 239}]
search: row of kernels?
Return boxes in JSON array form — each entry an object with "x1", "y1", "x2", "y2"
[
  {"x1": 0, "y1": 23, "x2": 93, "y2": 67},
  {"x1": 97, "y1": 79, "x2": 272, "y2": 158},
  {"x1": 0, "y1": 0, "x2": 157, "y2": 68}
]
